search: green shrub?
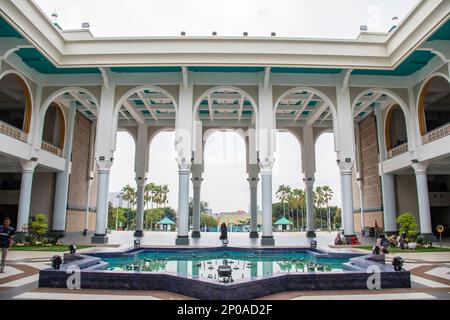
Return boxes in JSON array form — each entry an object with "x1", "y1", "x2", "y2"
[
  {"x1": 28, "y1": 214, "x2": 48, "y2": 242},
  {"x1": 45, "y1": 231, "x2": 65, "y2": 245},
  {"x1": 396, "y1": 213, "x2": 418, "y2": 242}
]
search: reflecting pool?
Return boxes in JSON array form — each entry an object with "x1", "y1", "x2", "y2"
[{"x1": 102, "y1": 250, "x2": 349, "y2": 281}]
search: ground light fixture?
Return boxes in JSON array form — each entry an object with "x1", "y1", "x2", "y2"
[
  {"x1": 69, "y1": 244, "x2": 77, "y2": 254},
  {"x1": 51, "y1": 255, "x2": 62, "y2": 270},
  {"x1": 392, "y1": 256, "x2": 405, "y2": 271}
]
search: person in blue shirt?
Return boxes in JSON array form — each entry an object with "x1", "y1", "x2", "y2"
[{"x1": 0, "y1": 217, "x2": 15, "y2": 273}]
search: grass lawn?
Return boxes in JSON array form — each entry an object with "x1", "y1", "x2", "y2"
[
  {"x1": 10, "y1": 245, "x2": 93, "y2": 252},
  {"x1": 355, "y1": 245, "x2": 450, "y2": 253}
]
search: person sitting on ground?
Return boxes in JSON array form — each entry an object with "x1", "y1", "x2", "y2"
[
  {"x1": 379, "y1": 234, "x2": 390, "y2": 254},
  {"x1": 334, "y1": 233, "x2": 343, "y2": 245},
  {"x1": 399, "y1": 232, "x2": 408, "y2": 249},
  {"x1": 351, "y1": 235, "x2": 360, "y2": 245},
  {"x1": 372, "y1": 245, "x2": 381, "y2": 254}
]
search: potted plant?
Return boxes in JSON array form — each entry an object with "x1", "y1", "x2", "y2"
[{"x1": 396, "y1": 213, "x2": 418, "y2": 250}]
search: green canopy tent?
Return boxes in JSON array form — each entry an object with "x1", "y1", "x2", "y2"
[
  {"x1": 274, "y1": 217, "x2": 293, "y2": 231},
  {"x1": 157, "y1": 217, "x2": 175, "y2": 231}
]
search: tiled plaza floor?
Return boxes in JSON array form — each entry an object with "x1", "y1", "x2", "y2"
[{"x1": 1, "y1": 231, "x2": 449, "y2": 300}]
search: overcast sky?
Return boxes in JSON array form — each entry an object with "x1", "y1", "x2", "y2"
[{"x1": 35, "y1": 0, "x2": 418, "y2": 213}]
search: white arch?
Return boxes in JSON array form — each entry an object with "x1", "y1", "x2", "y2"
[
  {"x1": 117, "y1": 127, "x2": 137, "y2": 146},
  {"x1": 415, "y1": 72, "x2": 450, "y2": 128},
  {"x1": 203, "y1": 127, "x2": 247, "y2": 147},
  {"x1": 35, "y1": 87, "x2": 99, "y2": 153},
  {"x1": 148, "y1": 126, "x2": 175, "y2": 147},
  {"x1": 274, "y1": 86, "x2": 339, "y2": 152},
  {"x1": 0, "y1": 70, "x2": 34, "y2": 105},
  {"x1": 112, "y1": 85, "x2": 178, "y2": 151},
  {"x1": 313, "y1": 128, "x2": 333, "y2": 147},
  {"x1": 0, "y1": 70, "x2": 34, "y2": 139},
  {"x1": 193, "y1": 85, "x2": 259, "y2": 155},
  {"x1": 193, "y1": 85, "x2": 258, "y2": 118},
  {"x1": 352, "y1": 88, "x2": 413, "y2": 153}
]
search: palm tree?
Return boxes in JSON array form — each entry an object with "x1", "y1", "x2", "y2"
[
  {"x1": 321, "y1": 185, "x2": 334, "y2": 231},
  {"x1": 144, "y1": 183, "x2": 155, "y2": 230},
  {"x1": 291, "y1": 189, "x2": 305, "y2": 231},
  {"x1": 121, "y1": 184, "x2": 136, "y2": 230},
  {"x1": 314, "y1": 186, "x2": 325, "y2": 230},
  {"x1": 160, "y1": 185, "x2": 169, "y2": 208},
  {"x1": 276, "y1": 185, "x2": 291, "y2": 218}
]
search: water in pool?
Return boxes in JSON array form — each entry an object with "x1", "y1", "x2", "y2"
[{"x1": 102, "y1": 250, "x2": 348, "y2": 281}]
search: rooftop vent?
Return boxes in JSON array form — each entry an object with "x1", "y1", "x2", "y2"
[
  {"x1": 212, "y1": 31, "x2": 217, "y2": 36},
  {"x1": 181, "y1": 31, "x2": 186, "y2": 36},
  {"x1": 82, "y1": 22, "x2": 90, "y2": 29},
  {"x1": 360, "y1": 25, "x2": 368, "y2": 32},
  {"x1": 243, "y1": 32, "x2": 248, "y2": 36},
  {"x1": 271, "y1": 32, "x2": 276, "y2": 36}
]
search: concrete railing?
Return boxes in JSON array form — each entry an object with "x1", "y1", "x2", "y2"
[
  {"x1": 387, "y1": 142, "x2": 408, "y2": 159},
  {"x1": 41, "y1": 141, "x2": 63, "y2": 157},
  {"x1": 422, "y1": 122, "x2": 450, "y2": 144},
  {"x1": 429, "y1": 192, "x2": 450, "y2": 207},
  {"x1": 0, "y1": 120, "x2": 27, "y2": 142}
]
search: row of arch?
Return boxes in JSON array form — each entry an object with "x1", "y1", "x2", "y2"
[{"x1": 0, "y1": 70, "x2": 448, "y2": 159}]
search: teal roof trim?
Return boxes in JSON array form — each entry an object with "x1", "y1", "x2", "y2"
[
  {"x1": 16, "y1": 48, "x2": 100, "y2": 74},
  {"x1": 188, "y1": 66, "x2": 264, "y2": 73},
  {"x1": 271, "y1": 67, "x2": 342, "y2": 74},
  {"x1": 428, "y1": 20, "x2": 450, "y2": 41},
  {"x1": 0, "y1": 16, "x2": 23, "y2": 38},
  {"x1": 352, "y1": 51, "x2": 435, "y2": 76},
  {"x1": 111, "y1": 67, "x2": 181, "y2": 73}
]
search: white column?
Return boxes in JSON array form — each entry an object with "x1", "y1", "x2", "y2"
[
  {"x1": 304, "y1": 177, "x2": 316, "y2": 237},
  {"x1": 260, "y1": 160, "x2": 274, "y2": 245},
  {"x1": 92, "y1": 160, "x2": 112, "y2": 243},
  {"x1": 17, "y1": 160, "x2": 38, "y2": 232},
  {"x1": 339, "y1": 162, "x2": 356, "y2": 238},
  {"x1": 412, "y1": 162, "x2": 432, "y2": 235},
  {"x1": 374, "y1": 106, "x2": 397, "y2": 234},
  {"x1": 134, "y1": 124, "x2": 149, "y2": 237},
  {"x1": 83, "y1": 176, "x2": 94, "y2": 234},
  {"x1": 302, "y1": 126, "x2": 316, "y2": 237},
  {"x1": 191, "y1": 176, "x2": 202, "y2": 238},
  {"x1": 134, "y1": 178, "x2": 145, "y2": 237},
  {"x1": 175, "y1": 72, "x2": 193, "y2": 245},
  {"x1": 248, "y1": 177, "x2": 259, "y2": 238},
  {"x1": 91, "y1": 84, "x2": 116, "y2": 244},
  {"x1": 52, "y1": 105, "x2": 76, "y2": 231},
  {"x1": 84, "y1": 122, "x2": 96, "y2": 235},
  {"x1": 176, "y1": 161, "x2": 191, "y2": 245},
  {"x1": 336, "y1": 87, "x2": 357, "y2": 240}
]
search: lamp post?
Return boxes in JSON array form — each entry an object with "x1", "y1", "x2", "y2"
[{"x1": 115, "y1": 192, "x2": 123, "y2": 231}]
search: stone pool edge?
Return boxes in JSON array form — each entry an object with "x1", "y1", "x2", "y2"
[{"x1": 38, "y1": 247, "x2": 411, "y2": 300}]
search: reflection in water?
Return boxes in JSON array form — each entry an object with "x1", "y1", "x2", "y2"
[{"x1": 104, "y1": 250, "x2": 344, "y2": 281}]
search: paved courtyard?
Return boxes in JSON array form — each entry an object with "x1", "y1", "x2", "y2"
[{"x1": 1, "y1": 231, "x2": 449, "y2": 300}]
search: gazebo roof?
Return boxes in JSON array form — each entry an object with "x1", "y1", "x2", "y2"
[
  {"x1": 274, "y1": 217, "x2": 292, "y2": 225},
  {"x1": 157, "y1": 217, "x2": 175, "y2": 225}
]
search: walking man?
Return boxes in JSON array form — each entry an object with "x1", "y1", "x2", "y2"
[{"x1": 0, "y1": 217, "x2": 15, "y2": 273}]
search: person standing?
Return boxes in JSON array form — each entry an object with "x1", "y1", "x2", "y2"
[
  {"x1": 0, "y1": 217, "x2": 15, "y2": 273},
  {"x1": 219, "y1": 222, "x2": 228, "y2": 245}
]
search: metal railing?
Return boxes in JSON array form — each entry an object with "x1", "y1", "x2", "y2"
[
  {"x1": 0, "y1": 119, "x2": 27, "y2": 142},
  {"x1": 387, "y1": 142, "x2": 408, "y2": 159},
  {"x1": 41, "y1": 141, "x2": 63, "y2": 157},
  {"x1": 422, "y1": 122, "x2": 450, "y2": 144}
]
